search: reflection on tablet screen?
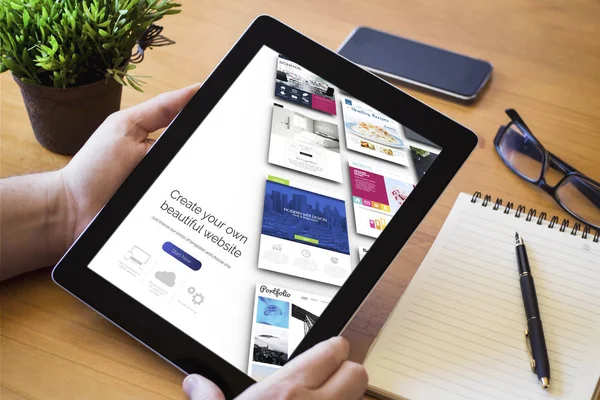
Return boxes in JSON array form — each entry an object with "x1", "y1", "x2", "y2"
[{"x1": 87, "y1": 47, "x2": 442, "y2": 380}]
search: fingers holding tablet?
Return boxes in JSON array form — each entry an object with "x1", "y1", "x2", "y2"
[
  {"x1": 274, "y1": 336, "x2": 351, "y2": 388},
  {"x1": 183, "y1": 374, "x2": 226, "y2": 400},
  {"x1": 61, "y1": 83, "x2": 200, "y2": 241},
  {"x1": 230, "y1": 336, "x2": 367, "y2": 400},
  {"x1": 316, "y1": 357, "x2": 369, "y2": 400},
  {"x1": 119, "y1": 83, "x2": 201, "y2": 139}
]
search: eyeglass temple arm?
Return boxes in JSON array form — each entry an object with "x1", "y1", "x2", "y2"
[{"x1": 505, "y1": 109, "x2": 534, "y2": 134}]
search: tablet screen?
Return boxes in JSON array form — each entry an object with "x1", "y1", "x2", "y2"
[{"x1": 88, "y1": 46, "x2": 442, "y2": 380}]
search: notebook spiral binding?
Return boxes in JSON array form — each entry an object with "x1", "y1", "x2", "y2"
[{"x1": 470, "y1": 191, "x2": 599, "y2": 243}]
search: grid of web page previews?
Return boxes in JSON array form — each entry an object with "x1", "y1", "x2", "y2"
[
  {"x1": 259, "y1": 53, "x2": 346, "y2": 380},
  {"x1": 270, "y1": 57, "x2": 441, "y2": 185},
  {"x1": 269, "y1": 59, "x2": 436, "y2": 240},
  {"x1": 86, "y1": 47, "x2": 346, "y2": 375},
  {"x1": 261, "y1": 57, "x2": 441, "y2": 378},
  {"x1": 247, "y1": 283, "x2": 331, "y2": 381},
  {"x1": 267, "y1": 90, "x2": 433, "y2": 188},
  {"x1": 85, "y1": 45, "x2": 443, "y2": 384},
  {"x1": 258, "y1": 176, "x2": 351, "y2": 287},
  {"x1": 254, "y1": 57, "x2": 347, "y2": 381}
]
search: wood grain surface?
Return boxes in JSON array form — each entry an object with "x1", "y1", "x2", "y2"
[{"x1": 2, "y1": 0, "x2": 599, "y2": 399}]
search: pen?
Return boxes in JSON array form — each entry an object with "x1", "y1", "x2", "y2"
[{"x1": 515, "y1": 232, "x2": 550, "y2": 389}]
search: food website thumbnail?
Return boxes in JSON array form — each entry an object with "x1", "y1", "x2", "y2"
[
  {"x1": 341, "y1": 96, "x2": 410, "y2": 166},
  {"x1": 87, "y1": 46, "x2": 442, "y2": 381}
]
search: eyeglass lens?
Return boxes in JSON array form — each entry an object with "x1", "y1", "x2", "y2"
[
  {"x1": 498, "y1": 123, "x2": 545, "y2": 182},
  {"x1": 556, "y1": 175, "x2": 600, "y2": 228}
]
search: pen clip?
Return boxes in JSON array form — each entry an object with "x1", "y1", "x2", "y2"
[{"x1": 524, "y1": 328, "x2": 536, "y2": 373}]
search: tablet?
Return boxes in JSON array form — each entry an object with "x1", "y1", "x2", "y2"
[{"x1": 53, "y1": 16, "x2": 477, "y2": 398}]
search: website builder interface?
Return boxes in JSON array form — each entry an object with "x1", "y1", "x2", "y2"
[{"x1": 87, "y1": 46, "x2": 442, "y2": 380}]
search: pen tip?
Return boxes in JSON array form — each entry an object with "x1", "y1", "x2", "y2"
[{"x1": 515, "y1": 232, "x2": 524, "y2": 246}]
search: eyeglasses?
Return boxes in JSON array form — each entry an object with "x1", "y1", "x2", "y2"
[{"x1": 494, "y1": 109, "x2": 600, "y2": 229}]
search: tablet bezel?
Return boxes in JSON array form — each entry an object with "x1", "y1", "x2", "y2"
[{"x1": 53, "y1": 15, "x2": 477, "y2": 398}]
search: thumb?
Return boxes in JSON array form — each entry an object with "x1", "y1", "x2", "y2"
[
  {"x1": 122, "y1": 83, "x2": 201, "y2": 137},
  {"x1": 182, "y1": 374, "x2": 225, "y2": 400}
]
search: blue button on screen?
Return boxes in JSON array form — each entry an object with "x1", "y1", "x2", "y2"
[{"x1": 162, "y1": 242, "x2": 202, "y2": 271}]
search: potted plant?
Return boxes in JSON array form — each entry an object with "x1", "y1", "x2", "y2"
[{"x1": 0, "y1": 0, "x2": 181, "y2": 155}]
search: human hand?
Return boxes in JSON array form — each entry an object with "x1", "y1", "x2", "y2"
[
  {"x1": 183, "y1": 336, "x2": 368, "y2": 400},
  {"x1": 60, "y1": 84, "x2": 199, "y2": 242}
]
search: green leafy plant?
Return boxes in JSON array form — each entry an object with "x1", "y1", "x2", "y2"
[{"x1": 0, "y1": 0, "x2": 181, "y2": 91}]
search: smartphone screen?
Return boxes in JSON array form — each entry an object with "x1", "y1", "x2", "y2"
[{"x1": 338, "y1": 27, "x2": 492, "y2": 100}]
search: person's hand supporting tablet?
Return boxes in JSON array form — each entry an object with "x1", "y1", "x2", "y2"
[
  {"x1": 1, "y1": 84, "x2": 199, "y2": 281},
  {"x1": 0, "y1": 87, "x2": 368, "y2": 399},
  {"x1": 184, "y1": 336, "x2": 368, "y2": 400}
]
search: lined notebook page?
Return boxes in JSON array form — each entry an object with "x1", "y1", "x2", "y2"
[{"x1": 364, "y1": 192, "x2": 600, "y2": 400}]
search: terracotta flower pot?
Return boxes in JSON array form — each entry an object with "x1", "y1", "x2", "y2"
[{"x1": 14, "y1": 75, "x2": 123, "y2": 155}]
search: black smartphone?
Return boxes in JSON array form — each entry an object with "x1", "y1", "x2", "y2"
[{"x1": 338, "y1": 27, "x2": 493, "y2": 102}]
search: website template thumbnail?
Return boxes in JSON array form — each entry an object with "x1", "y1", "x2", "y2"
[
  {"x1": 341, "y1": 97, "x2": 410, "y2": 166},
  {"x1": 268, "y1": 104, "x2": 343, "y2": 183},
  {"x1": 274, "y1": 56, "x2": 337, "y2": 115},
  {"x1": 350, "y1": 161, "x2": 415, "y2": 238},
  {"x1": 248, "y1": 283, "x2": 330, "y2": 380},
  {"x1": 261, "y1": 178, "x2": 349, "y2": 253},
  {"x1": 258, "y1": 177, "x2": 351, "y2": 286}
]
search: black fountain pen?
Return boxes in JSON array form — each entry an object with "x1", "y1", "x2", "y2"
[{"x1": 515, "y1": 232, "x2": 551, "y2": 389}]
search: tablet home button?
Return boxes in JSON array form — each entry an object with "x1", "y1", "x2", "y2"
[{"x1": 162, "y1": 242, "x2": 202, "y2": 271}]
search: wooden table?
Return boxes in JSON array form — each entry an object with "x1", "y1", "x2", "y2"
[{"x1": 2, "y1": 0, "x2": 599, "y2": 398}]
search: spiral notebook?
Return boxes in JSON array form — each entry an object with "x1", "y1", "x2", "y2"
[{"x1": 364, "y1": 192, "x2": 600, "y2": 400}]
